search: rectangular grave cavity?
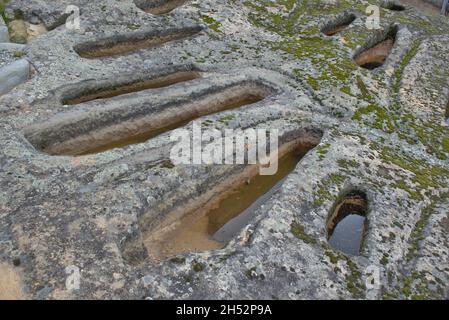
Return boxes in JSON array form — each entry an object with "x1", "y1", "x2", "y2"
[
  {"x1": 123, "y1": 129, "x2": 322, "y2": 262},
  {"x1": 327, "y1": 190, "x2": 368, "y2": 256},
  {"x1": 445, "y1": 98, "x2": 449, "y2": 124},
  {"x1": 321, "y1": 12, "x2": 356, "y2": 36},
  {"x1": 61, "y1": 67, "x2": 202, "y2": 105},
  {"x1": 24, "y1": 81, "x2": 273, "y2": 156},
  {"x1": 353, "y1": 25, "x2": 398, "y2": 70},
  {"x1": 74, "y1": 26, "x2": 202, "y2": 58},
  {"x1": 134, "y1": 0, "x2": 188, "y2": 14}
]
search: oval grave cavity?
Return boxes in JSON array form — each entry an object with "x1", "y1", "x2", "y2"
[
  {"x1": 327, "y1": 191, "x2": 368, "y2": 256},
  {"x1": 321, "y1": 12, "x2": 356, "y2": 36}
]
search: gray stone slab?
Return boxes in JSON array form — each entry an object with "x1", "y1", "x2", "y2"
[
  {"x1": 0, "y1": 58, "x2": 29, "y2": 96},
  {"x1": 0, "y1": 26, "x2": 10, "y2": 42}
]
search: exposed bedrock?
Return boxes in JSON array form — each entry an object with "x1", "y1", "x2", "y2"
[{"x1": 0, "y1": 0, "x2": 448, "y2": 300}]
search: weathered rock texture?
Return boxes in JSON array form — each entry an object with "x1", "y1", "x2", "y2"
[
  {"x1": 0, "y1": 58, "x2": 29, "y2": 95},
  {"x1": 0, "y1": 0, "x2": 448, "y2": 300}
]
